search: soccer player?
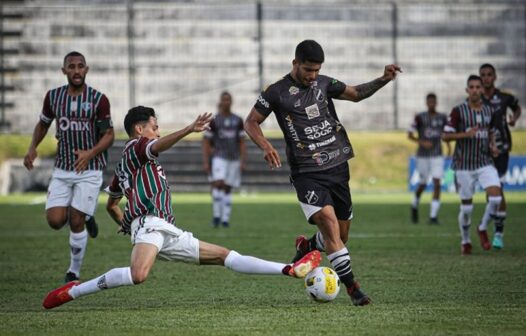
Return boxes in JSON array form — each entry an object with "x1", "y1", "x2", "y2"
[
  {"x1": 244, "y1": 40, "x2": 401, "y2": 305},
  {"x1": 23, "y1": 51, "x2": 114, "y2": 282},
  {"x1": 202, "y1": 91, "x2": 246, "y2": 228},
  {"x1": 479, "y1": 63, "x2": 522, "y2": 249},
  {"x1": 442, "y1": 75, "x2": 502, "y2": 255},
  {"x1": 408, "y1": 93, "x2": 450, "y2": 224},
  {"x1": 42, "y1": 106, "x2": 320, "y2": 310}
]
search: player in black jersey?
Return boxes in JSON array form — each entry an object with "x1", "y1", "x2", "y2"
[
  {"x1": 245, "y1": 40, "x2": 401, "y2": 306},
  {"x1": 479, "y1": 64, "x2": 522, "y2": 249}
]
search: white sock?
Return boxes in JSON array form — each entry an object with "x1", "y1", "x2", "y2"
[
  {"x1": 479, "y1": 196, "x2": 502, "y2": 231},
  {"x1": 411, "y1": 194, "x2": 420, "y2": 208},
  {"x1": 221, "y1": 192, "x2": 232, "y2": 223},
  {"x1": 225, "y1": 251, "x2": 286, "y2": 275},
  {"x1": 430, "y1": 200, "x2": 440, "y2": 218},
  {"x1": 212, "y1": 188, "x2": 223, "y2": 219},
  {"x1": 69, "y1": 267, "x2": 134, "y2": 299},
  {"x1": 68, "y1": 230, "x2": 88, "y2": 276},
  {"x1": 458, "y1": 204, "x2": 473, "y2": 244}
]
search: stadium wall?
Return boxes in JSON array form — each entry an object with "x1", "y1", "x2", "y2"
[{"x1": 1, "y1": 0, "x2": 525, "y2": 133}]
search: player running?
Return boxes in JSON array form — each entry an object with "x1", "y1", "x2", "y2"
[
  {"x1": 202, "y1": 91, "x2": 246, "y2": 228},
  {"x1": 479, "y1": 63, "x2": 522, "y2": 249},
  {"x1": 245, "y1": 40, "x2": 401, "y2": 305},
  {"x1": 24, "y1": 51, "x2": 114, "y2": 282},
  {"x1": 42, "y1": 106, "x2": 320, "y2": 310},
  {"x1": 442, "y1": 75, "x2": 502, "y2": 255},
  {"x1": 408, "y1": 93, "x2": 450, "y2": 224}
]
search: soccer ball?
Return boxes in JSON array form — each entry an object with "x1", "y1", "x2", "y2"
[{"x1": 304, "y1": 267, "x2": 341, "y2": 303}]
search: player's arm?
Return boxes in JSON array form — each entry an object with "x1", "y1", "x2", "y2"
[
  {"x1": 24, "y1": 120, "x2": 51, "y2": 170},
  {"x1": 239, "y1": 136, "x2": 247, "y2": 170},
  {"x1": 509, "y1": 105, "x2": 521, "y2": 127},
  {"x1": 442, "y1": 108, "x2": 478, "y2": 141},
  {"x1": 244, "y1": 107, "x2": 281, "y2": 169},
  {"x1": 202, "y1": 137, "x2": 213, "y2": 174},
  {"x1": 74, "y1": 95, "x2": 115, "y2": 172},
  {"x1": 106, "y1": 195, "x2": 123, "y2": 226},
  {"x1": 337, "y1": 64, "x2": 402, "y2": 102},
  {"x1": 151, "y1": 113, "x2": 213, "y2": 156}
]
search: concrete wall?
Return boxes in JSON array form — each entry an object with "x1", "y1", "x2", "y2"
[{"x1": 2, "y1": 0, "x2": 525, "y2": 133}]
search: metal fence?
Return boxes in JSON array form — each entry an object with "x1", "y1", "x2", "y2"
[{"x1": 1, "y1": 0, "x2": 525, "y2": 132}]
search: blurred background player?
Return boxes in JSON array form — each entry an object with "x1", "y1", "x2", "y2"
[
  {"x1": 245, "y1": 39, "x2": 401, "y2": 305},
  {"x1": 202, "y1": 92, "x2": 246, "y2": 228},
  {"x1": 443, "y1": 75, "x2": 501, "y2": 255},
  {"x1": 42, "y1": 106, "x2": 320, "y2": 310},
  {"x1": 479, "y1": 63, "x2": 522, "y2": 249},
  {"x1": 408, "y1": 93, "x2": 449, "y2": 224},
  {"x1": 23, "y1": 51, "x2": 114, "y2": 282}
]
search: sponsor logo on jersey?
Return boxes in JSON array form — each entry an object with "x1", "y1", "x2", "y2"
[
  {"x1": 305, "y1": 190, "x2": 319, "y2": 204},
  {"x1": 312, "y1": 149, "x2": 340, "y2": 166},
  {"x1": 304, "y1": 120, "x2": 332, "y2": 140},
  {"x1": 490, "y1": 95, "x2": 501, "y2": 104},
  {"x1": 289, "y1": 86, "x2": 299, "y2": 95},
  {"x1": 257, "y1": 95, "x2": 270, "y2": 108},
  {"x1": 308, "y1": 135, "x2": 336, "y2": 151},
  {"x1": 305, "y1": 104, "x2": 321, "y2": 120},
  {"x1": 58, "y1": 116, "x2": 90, "y2": 131},
  {"x1": 285, "y1": 115, "x2": 300, "y2": 142},
  {"x1": 424, "y1": 128, "x2": 442, "y2": 138}
]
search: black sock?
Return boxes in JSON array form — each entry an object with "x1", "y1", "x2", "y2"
[{"x1": 495, "y1": 216, "x2": 505, "y2": 234}]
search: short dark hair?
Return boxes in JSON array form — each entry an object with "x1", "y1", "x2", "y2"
[
  {"x1": 63, "y1": 51, "x2": 86, "y2": 66},
  {"x1": 124, "y1": 106, "x2": 156, "y2": 137},
  {"x1": 220, "y1": 91, "x2": 232, "y2": 99},
  {"x1": 467, "y1": 74, "x2": 482, "y2": 85},
  {"x1": 479, "y1": 63, "x2": 496, "y2": 73},
  {"x1": 295, "y1": 40, "x2": 325, "y2": 64},
  {"x1": 426, "y1": 93, "x2": 437, "y2": 100}
]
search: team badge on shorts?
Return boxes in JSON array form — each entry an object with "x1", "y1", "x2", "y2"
[{"x1": 305, "y1": 190, "x2": 319, "y2": 205}]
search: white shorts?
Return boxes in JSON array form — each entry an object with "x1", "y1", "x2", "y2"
[
  {"x1": 131, "y1": 216, "x2": 200, "y2": 264},
  {"x1": 210, "y1": 156, "x2": 241, "y2": 188},
  {"x1": 455, "y1": 165, "x2": 500, "y2": 200},
  {"x1": 416, "y1": 156, "x2": 444, "y2": 184},
  {"x1": 45, "y1": 168, "x2": 102, "y2": 216}
]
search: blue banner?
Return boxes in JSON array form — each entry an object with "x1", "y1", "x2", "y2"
[{"x1": 408, "y1": 156, "x2": 526, "y2": 192}]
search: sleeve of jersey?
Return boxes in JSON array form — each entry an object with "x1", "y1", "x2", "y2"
[
  {"x1": 444, "y1": 108, "x2": 459, "y2": 133},
  {"x1": 135, "y1": 137, "x2": 159, "y2": 164},
  {"x1": 509, "y1": 94, "x2": 520, "y2": 111},
  {"x1": 253, "y1": 87, "x2": 275, "y2": 117},
  {"x1": 408, "y1": 115, "x2": 419, "y2": 132},
  {"x1": 104, "y1": 175, "x2": 123, "y2": 198},
  {"x1": 326, "y1": 77, "x2": 347, "y2": 99},
  {"x1": 95, "y1": 94, "x2": 113, "y2": 132},
  {"x1": 203, "y1": 119, "x2": 215, "y2": 139},
  {"x1": 39, "y1": 91, "x2": 54, "y2": 124}
]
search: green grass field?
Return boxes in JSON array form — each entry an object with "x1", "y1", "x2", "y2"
[{"x1": 0, "y1": 193, "x2": 525, "y2": 335}]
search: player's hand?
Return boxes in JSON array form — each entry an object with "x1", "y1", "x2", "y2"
[
  {"x1": 263, "y1": 145, "x2": 281, "y2": 169},
  {"x1": 490, "y1": 144, "x2": 500, "y2": 158},
  {"x1": 382, "y1": 64, "x2": 402, "y2": 81},
  {"x1": 191, "y1": 113, "x2": 214, "y2": 133},
  {"x1": 74, "y1": 149, "x2": 94, "y2": 173},
  {"x1": 23, "y1": 148, "x2": 37, "y2": 170},
  {"x1": 465, "y1": 127, "x2": 478, "y2": 138},
  {"x1": 420, "y1": 140, "x2": 433, "y2": 149}
]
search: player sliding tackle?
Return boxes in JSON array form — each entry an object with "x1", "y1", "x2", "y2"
[{"x1": 43, "y1": 106, "x2": 320, "y2": 309}]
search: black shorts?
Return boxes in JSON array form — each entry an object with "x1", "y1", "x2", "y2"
[
  {"x1": 493, "y1": 152, "x2": 509, "y2": 178},
  {"x1": 290, "y1": 162, "x2": 353, "y2": 224}
]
